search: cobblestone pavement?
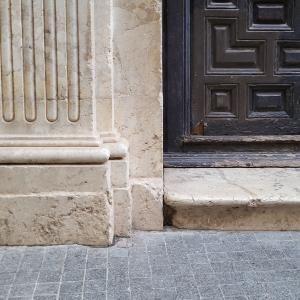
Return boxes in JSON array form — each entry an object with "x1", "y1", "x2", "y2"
[{"x1": 0, "y1": 230, "x2": 300, "y2": 300}]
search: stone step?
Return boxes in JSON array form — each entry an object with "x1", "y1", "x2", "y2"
[{"x1": 164, "y1": 168, "x2": 300, "y2": 230}]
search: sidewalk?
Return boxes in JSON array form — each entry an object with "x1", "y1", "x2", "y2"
[{"x1": 0, "y1": 230, "x2": 299, "y2": 299}]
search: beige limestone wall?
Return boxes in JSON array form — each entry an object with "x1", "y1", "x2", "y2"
[
  {"x1": 0, "y1": 0, "x2": 164, "y2": 245},
  {"x1": 113, "y1": 0, "x2": 163, "y2": 178},
  {"x1": 113, "y1": 0, "x2": 164, "y2": 230}
]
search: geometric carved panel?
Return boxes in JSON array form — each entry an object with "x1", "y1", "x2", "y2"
[
  {"x1": 249, "y1": 0, "x2": 294, "y2": 31},
  {"x1": 206, "y1": 85, "x2": 238, "y2": 118},
  {"x1": 277, "y1": 41, "x2": 300, "y2": 74},
  {"x1": 248, "y1": 85, "x2": 293, "y2": 118},
  {"x1": 207, "y1": 0, "x2": 237, "y2": 9},
  {"x1": 207, "y1": 19, "x2": 265, "y2": 74}
]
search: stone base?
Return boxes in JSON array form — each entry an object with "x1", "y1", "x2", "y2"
[
  {"x1": 164, "y1": 168, "x2": 300, "y2": 231},
  {"x1": 132, "y1": 178, "x2": 163, "y2": 231},
  {"x1": 0, "y1": 165, "x2": 113, "y2": 246},
  {"x1": 164, "y1": 204, "x2": 300, "y2": 231}
]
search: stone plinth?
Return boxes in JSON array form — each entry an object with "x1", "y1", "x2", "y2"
[{"x1": 165, "y1": 168, "x2": 300, "y2": 230}]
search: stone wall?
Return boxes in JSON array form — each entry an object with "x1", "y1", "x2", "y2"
[
  {"x1": 0, "y1": 0, "x2": 163, "y2": 245},
  {"x1": 113, "y1": 0, "x2": 164, "y2": 230}
]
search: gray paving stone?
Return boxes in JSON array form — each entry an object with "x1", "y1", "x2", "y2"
[
  {"x1": 151, "y1": 264, "x2": 172, "y2": 276},
  {"x1": 59, "y1": 294, "x2": 82, "y2": 300},
  {"x1": 107, "y1": 290, "x2": 130, "y2": 300},
  {"x1": 233, "y1": 260, "x2": 253, "y2": 272},
  {"x1": 218, "y1": 232, "x2": 240, "y2": 243},
  {"x1": 34, "y1": 296, "x2": 57, "y2": 300},
  {"x1": 174, "y1": 275, "x2": 199, "y2": 299},
  {"x1": 86, "y1": 255, "x2": 107, "y2": 269},
  {"x1": 14, "y1": 270, "x2": 39, "y2": 284},
  {"x1": 151, "y1": 275, "x2": 176, "y2": 289},
  {"x1": 42, "y1": 248, "x2": 66, "y2": 270},
  {"x1": 85, "y1": 268, "x2": 106, "y2": 282},
  {"x1": 191, "y1": 263, "x2": 214, "y2": 275},
  {"x1": 205, "y1": 241, "x2": 243, "y2": 253},
  {"x1": 242, "y1": 281, "x2": 267, "y2": 297},
  {"x1": 84, "y1": 292, "x2": 107, "y2": 300},
  {"x1": 198, "y1": 284, "x2": 223, "y2": 298},
  {"x1": 107, "y1": 273, "x2": 129, "y2": 291},
  {"x1": 59, "y1": 281, "x2": 83, "y2": 295},
  {"x1": 0, "y1": 285, "x2": 10, "y2": 298},
  {"x1": 109, "y1": 247, "x2": 129, "y2": 258},
  {"x1": 220, "y1": 283, "x2": 246, "y2": 297},
  {"x1": 9, "y1": 284, "x2": 35, "y2": 298},
  {"x1": 149, "y1": 254, "x2": 169, "y2": 266},
  {"x1": 168, "y1": 253, "x2": 190, "y2": 265},
  {"x1": 34, "y1": 283, "x2": 59, "y2": 296},
  {"x1": 38, "y1": 269, "x2": 62, "y2": 283},
  {"x1": 194, "y1": 273, "x2": 219, "y2": 286},
  {"x1": 236, "y1": 232, "x2": 257, "y2": 242},
  {"x1": 83, "y1": 280, "x2": 106, "y2": 294},
  {"x1": 215, "y1": 272, "x2": 244, "y2": 284},
  {"x1": 255, "y1": 232, "x2": 292, "y2": 241},
  {"x1": 0, "y1": 272, "x2": 15, "y2": 285},
  {"x1": 207, "y1": 252, "x2": 228, "y2": 262},
  {"x1": 62, "y1": 269, "x2": 85, "y2": 282},
  {"x1": 224, "y1": 297, "x2": 248, "y2": 300},
  {"x1": 153, "y1": 288, "x2": 177, "y2": 300},
  {"x1": 187, "y1": 252, "x2": 209, "y2": 264},
  {"x1": 129, "y1": 262, "x2": 151, "y2": 278},
  {"x1": 0, "y1": 251, "x2": 23, "y2": 273},
  {"x1": 8, "y1": 297, "x2": 32, "y2": 300},
  {"x1": 211, "y1": 261, "x2": 235, "y2": 273},
  {"x1": 130, "y1": 277, "x2": 153, "y2": 300},
  {"x1": 170, "y1": 263, "x2": 193, "y2": 276},
  {"x1": 147, "y1": 244, "x2": 167, "y2": 256},
  {"x1": 19, "y1": 252, "x2": 44, "y2": 271},
  {"x1": 0, "y1": 230, "x2": 299, "y2": 300}
]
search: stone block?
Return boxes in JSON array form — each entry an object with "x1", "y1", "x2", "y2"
[
  {"x1": 131, "y1": 178, "x2": 163, "y2": 231},
  {"x1": 114, "y1": 188, "x2": 132, "y2": 237},
  {"x1": 0, "y1": 165, "x2": 113, "y2": 246},
  {"x1": 111, "y1": 160, "x2": 129, "y2": 188}
]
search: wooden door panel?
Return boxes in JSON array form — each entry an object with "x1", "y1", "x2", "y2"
[{"x1": 191, "y1": 0, "x2": 300, "y2": 136}]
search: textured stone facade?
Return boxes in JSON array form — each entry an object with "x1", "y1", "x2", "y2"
[{"x1": 0, "y1": 0, "x2": 163, "y2": 245}]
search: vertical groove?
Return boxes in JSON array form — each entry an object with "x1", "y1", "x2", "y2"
[
  {"x1": 44, "y1": 0, "x2": 57, "y2": 122},
  {"x1": 66, "y1": 0, "x2": 79, "y2": 122},
  {"x1": 22, "y1": 0, "x2": 36, "y2": 122},
  {"x1": 0, "y1": 0, "x2": 14, "y2": 122}
]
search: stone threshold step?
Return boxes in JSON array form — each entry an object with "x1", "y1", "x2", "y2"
[{"x1": 164, "y1": 168, "x2": 300, "y2": 230}]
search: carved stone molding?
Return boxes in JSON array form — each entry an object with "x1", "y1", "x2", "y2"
[{"x1": 0, "y1": 0, "x2": 98, "y2": 149}]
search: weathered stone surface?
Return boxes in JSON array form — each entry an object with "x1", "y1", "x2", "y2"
[
  {"x1": 0, "y1": 165, "x2": 110, "y2": 194},
  {"x1": 111, "y1": 159, "x2": 129, "y2": 188},
  {"x1": 0, "y1": 165, "x2": 113, "y2": 246},
  {"x1": 164, "y1": 168, "x2": 300, "y2": 230},
  {"x1": 114, "y1": 187, "x2": 132, "y2": 237},
  {"x1": 113, "y1": 0, "x2": 163, "y2": 179},
  {"x1": 0, "y1": 193, "x2": 113, "y2": 246},
  {"x1": 95, "y1": 0, "x2": 114, "y2": 133},
  {"x1": 132, "y1": 178, "x2": 163, "y2": 231}
]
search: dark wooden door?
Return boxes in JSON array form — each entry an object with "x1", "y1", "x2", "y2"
[
  {"x1": 164, "y1": 0, "x2": 300, "y2": 166},
  {"x1": 192, "y1": 0, "x2": 300, "y2": 136}
]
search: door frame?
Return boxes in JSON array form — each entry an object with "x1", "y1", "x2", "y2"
[
  {"x1": 164, "y1": 0, "x2": 191, "y2": 153},
  {"x1": 163, "y1": 0, "x2": 300, "y2": 167}
]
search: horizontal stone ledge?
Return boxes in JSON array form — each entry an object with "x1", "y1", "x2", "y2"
[
  {"x1": 104, "y1": 139, "x2": 129, "y2": 159},
  {"x1": 164, "y1": 168, "x2": 300, "y2": 230},
  {"x1": 0, "y1": 136, "x2": 101, "y2": 147},
  {"x1": 164, "y1": 168, "x2": 300, "y2": 208},
  {"x1": 0, "y1": 147, "x2": 110, "y2": 164},
  {"x1": 165, "y1": 192, "x2": 300, "y2": 208}
]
